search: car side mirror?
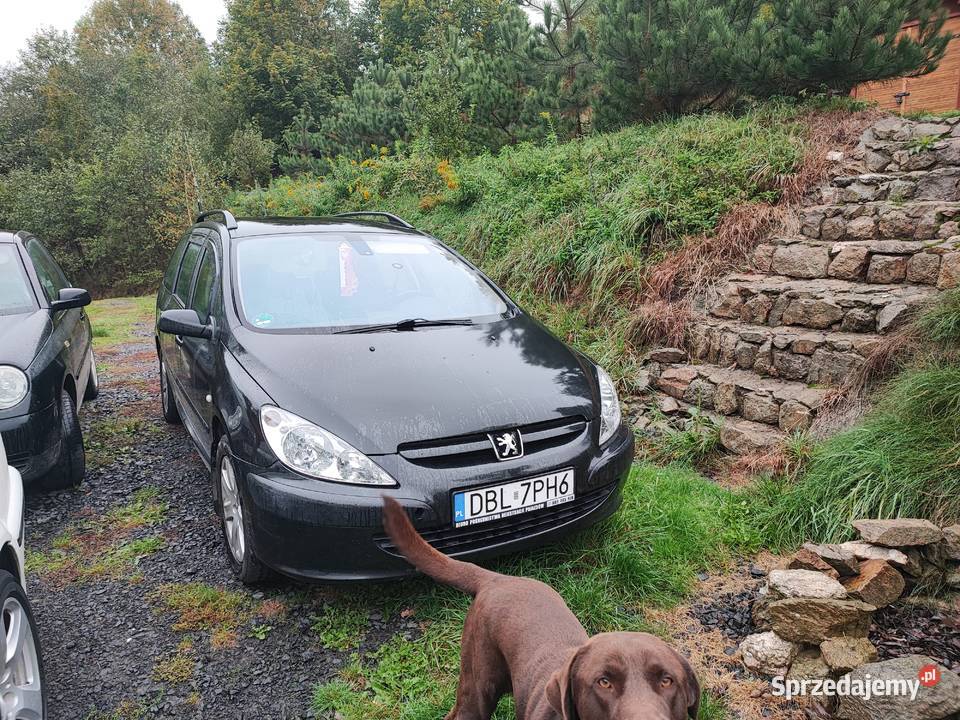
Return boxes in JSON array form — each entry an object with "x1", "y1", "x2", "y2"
[
  {"x1": 50, "y1": 288, "x2": 92, "y2": 312},
  {"x1": 158, "y1": 309, "x2": 213, "y2": 340}
]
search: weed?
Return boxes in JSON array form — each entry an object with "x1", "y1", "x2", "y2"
[
  {"x1": 86, "y1": 418, "x2": 160, "y2": 470},
  {"x1": 210, "y1": 627, "x2": 239, "y2": 650},
  {"x1": 151, "y1": 582, "x2": 252, "y2": 634},
  {"x1": 918, "y1": 288, "x2": 960, "y2": 344},
  {"x1": 250, "y1": 623, "x2": 273, "y2": 641},
  {"x1": 83, "y1": 700, "x2": 145, "y2": 720},
  {"x1": 257, "y1": 598, "x2": 287, "y2": 620},
  {"x1": 152, "y1": 652, "x2": 195, "y2": 685},
  {"x1": 310, "y1": 604, "x2": 369, "y2": 651},
  {"x1": 906, "y1": 135, "x2": 939, "y2": 153},
  {"x1": 86, "y1": 296, "x2": 155, "y2": 350}
]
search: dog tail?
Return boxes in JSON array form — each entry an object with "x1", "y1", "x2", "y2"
[{"x1": 382, "y1": 496, "x2": 496, "y2": 595}]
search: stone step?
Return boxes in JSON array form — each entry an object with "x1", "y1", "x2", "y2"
[
  {"x1": 707, "y1": 274, "x2": 937, "y2": 334},
  {"x1": 751, "y1": 236, "x2": 959, "y2": 286},
  {"x1": 821, "y1": 167, "x2": 960, "y2": 204},
  {"x1": 798, "y1": 200, "x2": 960, "y2": 242},
  {"x1": 686, "y1": 318, "x2": 881, "y2": 386},
  {"x1": 646, "y1": 361, "x2": 829, "y2": 434},
  {"x1": 861, "y1": 136, "x2": 960, "y2": 174}
]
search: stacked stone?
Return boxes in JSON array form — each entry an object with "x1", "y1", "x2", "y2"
[
  {"x1": 739, "y1": 517, "x2": 960, "y2": 719},
  {"x1": 636, "y1": 115, "x2": 960, "y2": 454}
]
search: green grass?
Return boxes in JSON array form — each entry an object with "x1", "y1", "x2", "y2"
[
  {"x1": 311, "y1": 603, "x2": 370, "y2": 650},
  {"x1": 86, "y1": 295, "x2": 155, "y2": 350},
  {"x1": 756, "y1": 363, "x2": 960, "y2": 547},
  {"x1": 230, "y1": 104, "x2": 810, "y2": 388},
  {"x1": 918, "y1": 288, "x2": 960, "y2": 344},
  {"x1": 151, "y1": 582, "x2": 253, "y2": 634},
  {"x1": 309, "y1": 463, "x2": 763, "y2": 719}
]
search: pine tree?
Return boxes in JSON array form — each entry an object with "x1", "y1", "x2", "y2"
[
  {"x1": 724, "y1": 0, "x2": 951, "y2": 96},
  {"x1": 525, "y1": 0, "x2": 597, "y2": 137}
]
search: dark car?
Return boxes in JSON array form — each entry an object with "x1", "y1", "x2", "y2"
[
  {"x1": 0, "y1": 231, "x2": 97, "y2": 491},
  {"x1": 155, "y1": 210, "x2": 633, "y2": 584}
]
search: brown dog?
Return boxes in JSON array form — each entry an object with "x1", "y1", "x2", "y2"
[{"x1": 382, "y1": 497, "x2": 700, "y2": 719}]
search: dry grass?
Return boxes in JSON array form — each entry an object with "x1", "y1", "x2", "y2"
[{"x1": 634, "y1": 108, "x2": 881, "y2": 348}]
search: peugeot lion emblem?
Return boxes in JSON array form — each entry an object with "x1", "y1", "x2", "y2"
[{"x1": 488, "y1": 428, "x2": 524, "y2": 461}]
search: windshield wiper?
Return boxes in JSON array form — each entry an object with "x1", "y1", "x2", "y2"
[{"x1": 334, "y1": 318, "x2": 475, "y2": 334}]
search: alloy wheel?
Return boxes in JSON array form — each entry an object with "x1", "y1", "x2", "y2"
[
  {"x1": 220, "y1": 456, "x2": 246, "y2": 565},
  {"x1": 0, "y1": 598, "x2": 43, "y2": 720}
]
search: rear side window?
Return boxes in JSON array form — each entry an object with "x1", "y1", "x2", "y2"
[
  {"x1": 191, "y1": 246, "x2": 217, "y2": 322},
  {"x1": 0, "y1": 245, "x2": 36, "y2": 315},
  {"x1": 163, "y1": 235, "x2": 190, "y2": 290},
  {"x1": 24, "y1": 239, "x2": 69, "y2": 303},
  {"x1": 174, "y1": 243, "x2": 201, "y2": 301}
]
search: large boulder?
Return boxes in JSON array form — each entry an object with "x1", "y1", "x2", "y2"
[
  {"x1": 853, "y1": 519, "x2": 944, "y2": 547},
  {"x1": 767, "y1": 569, "x2": 847, "y2": 600},
  {"x1": 739, "y1": 631, "x2": 799, "y2": 677},
  {"x1": 842, "y1": 560, "x2": 905, "y2": 608},
  {"x1": 769, "y1": 598, "x2": 875, "y2": 643},
  {"x1": 820, "y1": 637, "x2": 878, "y2": 674},
  {"x1": 836, "y1": 656, "x2": 960, "y2": 720}
]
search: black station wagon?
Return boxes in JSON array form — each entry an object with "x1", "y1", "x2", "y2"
[
  {"x1": 0, "y1": 231, "x2": 96, "y2": 490},
  {"x1": 155, "y1": 210, "x2": 633, "y2": 583}
]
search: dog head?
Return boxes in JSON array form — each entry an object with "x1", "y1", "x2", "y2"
[{"x1": 546, "y1": 632, "x2": 700, "y2": 720}]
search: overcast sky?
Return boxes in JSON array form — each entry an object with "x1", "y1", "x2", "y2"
[{"x1": 0, "y1": 1, "x2": 228, "y2": 66}]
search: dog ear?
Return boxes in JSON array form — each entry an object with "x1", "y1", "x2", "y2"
[
  {"x1": 678, "y1": 654, "x2": 701, "y2": 719},
  {"x1": 546, "y1": 647, "x2": 579, "y2": 720}
]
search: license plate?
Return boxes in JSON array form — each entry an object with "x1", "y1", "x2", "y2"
[{"x1": 452, "y1": 469, "x2": 575, "y2": 528}]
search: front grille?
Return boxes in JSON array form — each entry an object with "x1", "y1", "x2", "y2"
[
  {"x1": 398, "y1": 416, "x2": 587, "y2": 469},
  {"x1": 375, "y1": 483, "x2": 617, "y2": 557}
]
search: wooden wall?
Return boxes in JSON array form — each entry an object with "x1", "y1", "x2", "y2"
[{"x1": 853, "y1": 7, "x2": 960, "y2": 114}]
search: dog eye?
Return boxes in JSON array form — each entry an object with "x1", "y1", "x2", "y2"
[
  {"x1": 660, "y1": 676, "x2": 674, "y2": 688},
  {"x1": 597, "y1": 677, "x2": 612, "y2": 689}
]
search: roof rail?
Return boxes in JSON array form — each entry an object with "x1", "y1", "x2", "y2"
[
  {"x1": 333, "y1": 211, "x2": 414, "y2": 229},
  {"x1": 195, "y1": 209, "x2": 239, "y2": 231}
]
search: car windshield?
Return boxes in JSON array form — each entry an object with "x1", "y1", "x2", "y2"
[
  {"x1": 234, "y1": 232, "x2": 508, "y2": 330},
  {"x1": 0, "y1": 245, "x2": 36, "y2": 316}
]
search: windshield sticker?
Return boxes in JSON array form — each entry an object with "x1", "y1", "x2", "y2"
[
  {"x1": 253, "y1": 313, "x2": 274, "y2": 327},
  {"x1": 339, "y1": 242, "x2": 359, "y2": 297}
]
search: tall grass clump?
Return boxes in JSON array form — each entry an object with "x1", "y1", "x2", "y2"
[{"x1": 757, "y1": 291, "x2": 960, "y2": 547}]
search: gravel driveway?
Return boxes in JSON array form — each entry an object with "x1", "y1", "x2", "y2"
[{"x1": 25, "y1": 302, "x2": 413, "y2": 719}]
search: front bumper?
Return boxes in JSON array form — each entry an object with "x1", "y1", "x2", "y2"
[
  {"x1": 237, "y1": 422, "x2": 634, "y2": 581},
  {"x1": 0, "y1": 403, "x2": 60, "y2": 485}
]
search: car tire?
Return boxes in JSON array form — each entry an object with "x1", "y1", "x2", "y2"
[
  {"x1": 39, "y1": 391, "x2": 85, "y2": 491},
  {"x1": 83, "y1": 348, "x2": 99, "y2": 402},
  {"x1": 0, "y1": 570, "x2": 47, "y2": 719},
  {"x1": 213, "y1": 436, "x2": 271, "y2": 585},
  {"x1": 159, "y1": 356, "x2": 181, "y2": 425}
]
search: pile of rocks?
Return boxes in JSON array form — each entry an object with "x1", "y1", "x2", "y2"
[{"x1": 739, "y1": 518, "x2": 960, "y2": 719}]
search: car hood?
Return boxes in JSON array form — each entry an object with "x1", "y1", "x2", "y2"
[
  {"x1": 231, "y1": 314, "x2": 598, "y2": 455},
  {"x1": 0, "y1": 310, "x2": 51, "y2": 370}
]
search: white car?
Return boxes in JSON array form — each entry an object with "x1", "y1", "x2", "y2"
[{"x1": 0, "y1": 438, "x2": 46, "y2": 719}]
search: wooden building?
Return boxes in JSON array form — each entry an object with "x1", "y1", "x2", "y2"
[{"x1": 853, "y1": 1, "x2": 960, "y2": 114}]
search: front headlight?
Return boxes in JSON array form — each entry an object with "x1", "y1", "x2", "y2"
[
  {"x1": 597, "y1": 366, "x2": 622, "y2": 446},
  {"x1": 0, "y1": 367, "x2": 28, "y2": 411},
  {"x1": 259, "y1": 405, "x2": 397, "y2": 486}
]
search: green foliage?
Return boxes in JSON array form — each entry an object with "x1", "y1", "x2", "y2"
[
  {"x1": 918, "y1": 288, "x2": 960, "y2": 344},
  {"x1": 310, "y1": 464, "x2": 759, "y2": 718},
  {"x1": 224, "y1": 123, "x2": 276, "y2": 189}
]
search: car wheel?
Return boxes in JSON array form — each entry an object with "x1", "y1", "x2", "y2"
[
  {"x1": 214, "y1": 436, "x2": 271, "y2": 585},
  {"x1": 0, "y1": 570, "x2": 47, "y2": 719},
  {"x1": 38, "y1": 392, "x2": 85, "y2": 491},
  {"x1": 159, "y1": 356, "x2": 180, "y2": 425},
  {"x1": 83, "y1": 348, "x2": 99, "y2": 402}
]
